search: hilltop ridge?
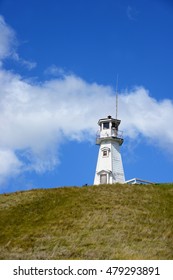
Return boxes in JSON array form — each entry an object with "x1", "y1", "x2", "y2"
[{"x1": 0, "y1": 183, "x2": 173, "y2": 259}]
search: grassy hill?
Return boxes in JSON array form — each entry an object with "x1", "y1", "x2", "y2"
[{"x1": 0, "y1": 183, "x2": 173, "y2": 260}]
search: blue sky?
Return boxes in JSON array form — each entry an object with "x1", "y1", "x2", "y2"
[{"x1": 0, "y1": 0, "x2": 173, "y2": 193}]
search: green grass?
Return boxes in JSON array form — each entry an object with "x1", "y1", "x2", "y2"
[{"x1": 0, "y1": 183, "x2": 173, "y2": 259}]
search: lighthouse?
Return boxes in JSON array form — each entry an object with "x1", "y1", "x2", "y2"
[{"x1": 94, "y1": 115, "x2": 125, "y2": 185}]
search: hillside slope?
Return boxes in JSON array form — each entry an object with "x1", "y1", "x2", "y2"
[{"x1": 0, "y1": 184, "x2": 173, "y2": 260}]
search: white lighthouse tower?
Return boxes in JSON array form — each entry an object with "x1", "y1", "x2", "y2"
[{"x1": 94, "y1": 115, "x2": 125, "y2": 185}]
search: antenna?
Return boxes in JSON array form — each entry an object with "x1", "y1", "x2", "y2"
[{"x1": 115, "y1": 74, "x2": 118, "y2": 119}]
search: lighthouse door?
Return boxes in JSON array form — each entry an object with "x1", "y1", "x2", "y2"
[{"x1": 100, "y1": 174, "x2": 107, "y2": 184}]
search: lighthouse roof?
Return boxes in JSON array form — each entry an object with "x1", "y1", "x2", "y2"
[{"x1": 98, "y1": 115, "x2": 121, "y2": 126}]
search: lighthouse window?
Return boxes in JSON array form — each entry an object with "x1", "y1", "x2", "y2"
[
  {"x1": 103, "y1": 122, "x2": 109, "y2": 129},
  {"x1": 102, "y1": 147, "x2": 110, "y2": 157},
  {"x1": 103, "y1": 150, "x2": 108, "y2": 157}
]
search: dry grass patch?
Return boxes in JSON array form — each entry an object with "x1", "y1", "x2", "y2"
[{"x1": 0, "y1": 184, "x2": 173, "y2": 259}]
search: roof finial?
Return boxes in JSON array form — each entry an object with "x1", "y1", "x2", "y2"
[{"x1": 115, "y1": 74, "x2": 119, "y2": 120}]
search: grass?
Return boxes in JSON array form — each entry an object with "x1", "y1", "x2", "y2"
[{"x1": 0, "y1": 183, "x2": 173, "y2": 259}]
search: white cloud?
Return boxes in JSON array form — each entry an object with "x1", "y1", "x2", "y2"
[
  {"x1": 0, "y1": 66, "x2": 115, "y2": 182},
  {"x1": 44, "y1": 65, "x2": 66, "y2": 76},
  {"x1": 126, "y1": 6, "x2": 139, "y2": 21},
  {"x1": 0, "y1": 15, "x2": 36, "y2": 69},
  {"x1": 120, "y1": 88, "x2": 173, "y2": 151},
  {"x1": 0, "y1": 149, "x2": 23, "y2": 185},
  {"x1": 0, "y1": 14, "x2": 173, "y2": 188},
  {"x1": 12, "y1": 52, "x2": 37, "y2": 70},
  {"x1": 0, "y1": 15, "x2": 16, "y2": 60}
]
